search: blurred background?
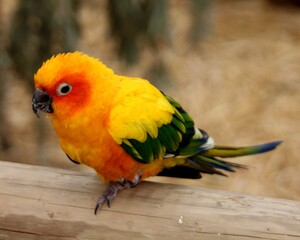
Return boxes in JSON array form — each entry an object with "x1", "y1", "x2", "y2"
[{"x1": 0, "y1": 0, "x2": 299, "y2": 200}]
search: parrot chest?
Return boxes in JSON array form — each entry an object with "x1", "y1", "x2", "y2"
[
  {"x1": 51, "y1": 118, "x2": 142, "y2": 180},
  {"x1": 51, "y1": 115, "x2": 166, "y2": 182}
]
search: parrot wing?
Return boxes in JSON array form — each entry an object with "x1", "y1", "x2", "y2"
[{"x1": 108, "y1": 78, "x2": 209, "y2": 164}]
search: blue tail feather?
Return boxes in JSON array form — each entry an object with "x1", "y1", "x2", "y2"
[{"x1": 249, "y1": 141, "x2": 283, "y2": 155}]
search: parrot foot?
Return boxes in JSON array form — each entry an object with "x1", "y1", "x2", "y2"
[
  {"x1": 94, "y1": 170, "x2": 142, "y2": 215},
  {"x1": 119, "y1": 169, "x2": 142, "y2": 188},
  {"x1": 94, "y1": 181, "x2": 123, "y2": 214}
]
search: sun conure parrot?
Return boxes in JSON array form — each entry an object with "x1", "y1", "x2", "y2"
[{"x1": 32, "y1": 52, "x2": 282, "y2": 214}]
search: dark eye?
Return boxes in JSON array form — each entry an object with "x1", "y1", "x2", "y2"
[{"x1": 56, "y1": 83, "x2": 72, "y2": 96}]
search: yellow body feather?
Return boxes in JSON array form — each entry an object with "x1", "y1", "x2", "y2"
[{"x1": 108, "y1": 77, "x2": 174, "y2": 143}]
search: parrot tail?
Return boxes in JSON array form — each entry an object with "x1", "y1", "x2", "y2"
[
  {"x1": 189, "y1": 140, "x2": 282, "y2": 177},
  {"x1": 159, "y1": 140, "x2": 282, "y2": 179},
  {"x1": 203, "y1": 141, "x2": 283, "y2": 158}
]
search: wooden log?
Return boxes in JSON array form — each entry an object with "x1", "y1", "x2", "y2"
[{"x1": 0, "y1": 161, "x2": 299, "y2": 240}]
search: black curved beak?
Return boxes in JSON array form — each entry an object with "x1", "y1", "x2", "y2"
[{"x1": 32, "y1": 89, "x2": 54, "y2": 118}]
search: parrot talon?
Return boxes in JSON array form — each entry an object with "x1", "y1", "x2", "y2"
[
  {"x1": 94, "y1": 181, "x2": 124, "y2": 215},
  {"x1": 130, "y1": 169, "x2": 142, "y2": 188},
  {"x1": 118, "y1": 178, "x2": 126, "y2": 187},
  {"x1": 118, "y1": 169, "x2": 142, "y2": 188},
  {"x1": 94, "y1": 170, "x2": 143, "y2": 214},
  {"x1": 94, "y1": 198, "x2": 105, "y2": 214}
]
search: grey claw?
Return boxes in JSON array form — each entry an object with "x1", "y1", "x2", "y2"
[
  {"x1": 94, "y1": 171, "x2": 143, "y2": 214},
  {"x1": 94, "y1": 196, "x2": 106, "y2": 215},
  {"x1": 94, "y1": 204, "x2": 99, "y2": 215}
]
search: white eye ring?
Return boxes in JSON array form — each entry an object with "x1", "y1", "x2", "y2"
[{"x1": 56, "y1": 83, "x2": 72, "y2": 96}]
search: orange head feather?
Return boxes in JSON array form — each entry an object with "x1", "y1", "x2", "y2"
[{"x1": 34, "y1": 52, "x2": 115, "y2": 120}]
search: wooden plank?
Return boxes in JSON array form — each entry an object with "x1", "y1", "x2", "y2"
[{"x1": 0, "y1": 161, "x2": 299, "y2": 240}]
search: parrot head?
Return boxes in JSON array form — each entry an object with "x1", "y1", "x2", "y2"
[{"x1": 32, "y1": 52, "x2": 114, "y2": 119}]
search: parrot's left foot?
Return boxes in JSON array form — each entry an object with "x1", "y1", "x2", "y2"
[
  {"x1": 94, "y1": 181, "x2": 123, "y2": 214},
  {"x1": 119, "y1": 169, "x2": 142, "y2": 188},
  {"x1": 94, "y1": 170, "x2": 142, "y2": 214}
]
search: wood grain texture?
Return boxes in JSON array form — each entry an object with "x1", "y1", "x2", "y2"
[{"x1": 0, "y1": 161, "x2": 299, "y2": 240}]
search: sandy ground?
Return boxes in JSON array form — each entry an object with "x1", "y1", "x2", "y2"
[{"x1": 1, "y1": 0, "x2": 299, "y2": 200}]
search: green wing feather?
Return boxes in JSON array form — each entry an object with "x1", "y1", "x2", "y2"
[{"x1": 120, "y1": 94, "x2": 198, "y2": 164}]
